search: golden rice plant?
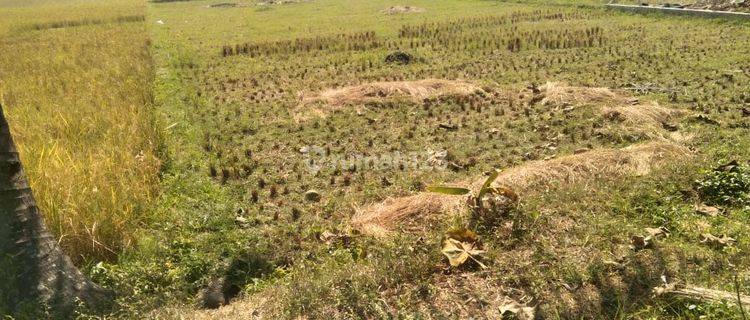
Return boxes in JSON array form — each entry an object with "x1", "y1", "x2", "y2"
[{"x1": 0, "y1": 0, "x2": 160, "y2": 263}]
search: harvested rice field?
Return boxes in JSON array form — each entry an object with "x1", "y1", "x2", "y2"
[{"x1": 2, "y1": 0, "x2": 750, "y2": 319}]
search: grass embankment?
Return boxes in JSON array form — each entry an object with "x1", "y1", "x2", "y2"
[{"x1": 0, "y1": 0, "x2": 161, "y2": 263}]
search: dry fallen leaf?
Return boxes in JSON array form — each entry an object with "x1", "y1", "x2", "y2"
[
  {"x1": 486, "y1": 186, "x2": 520, "y2": 203},
  {"x1": 694, "y1": 204, "x2": 721, "y2": 217},
  {"x1": 319, "y1": 230, "x2": 351, "y2": 246},
  {"x1": 445, "y1": 227, "x2": 479, "y2": 243},
  {"x1": 632, "y1": 227, "x2": 671, "y2": 251},
  {"x1": 630, "y1": 235, "x2": 652, "y2": 251},
  {"x1": 645, "y1": 227, "x2": 669, "y2": 239},
  {"x1": 498, "y1": 298, "x2": 535, "y2": 320},
  {"x1": 700, "y1": 233, "x2": 736, "y2": 248},
  {"x1": 441, "y1": 228, "x2": 486, "y2": 268},
  {"x1": 320, "y1": 230, "x2": 337, "y2": 243}
]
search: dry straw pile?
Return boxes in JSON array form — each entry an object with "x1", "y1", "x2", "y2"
[{"x1": 352, "y1": 141, "x2": 690, "y2": 237}]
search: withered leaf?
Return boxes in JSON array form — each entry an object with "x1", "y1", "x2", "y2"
[
  {"x1": 700, "y1": 233, "x2": 736, "y2": 248},
  {"x1": 445, "y1": 228, "x2": 479, "y2": 243},
  {"x1": 485, "y1": 186, "x2": 519, "y2": 203},
  {"x1": 645, "y1": 227, "x2": 669, "y2": 239},
  {"x1": 630, "y1": 235, "x2": 652, "y2": 251},
  {"x1": 441, "y1": 228, "x2": 486, "y2": 268},
  {"x1": 498, "y1": 298, "x2": 535, "y2": 320},
  {"x1": 694, "y1": 204, "x2": 721, "y2": 217}
]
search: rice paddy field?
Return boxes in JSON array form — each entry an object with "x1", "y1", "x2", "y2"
[
  {"x1": 0, "y1": 0, "x2": 160, "y2": 263},
  {"x1": 2, "y1": 0, "x2": 750, "y2": 318}
]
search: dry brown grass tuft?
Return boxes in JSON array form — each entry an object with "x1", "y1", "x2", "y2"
[
  {"x1": 486, "y1": 141, "x2": 690, "y2": 191},
  {"x1": 538, "y1": 81, "x2": 624, "y2": 107},
  {"x1": 296, "y1": 79, "x2": 481, "y2": 120},
  {"x1": 351, "y1": 142, "x2": 691, "y2": 237},
  {"x1": 601, "y1": 102, "x2": 684, "y2": 138},
  {"x1": 350, "y1": 193, "x2": 463, "y2": 238},
  {"x1": 537, "y1": 82, "x2": 686, "y2": 139}
]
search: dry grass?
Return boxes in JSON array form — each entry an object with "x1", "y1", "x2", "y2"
[
  {"x1": 537, "y1": 82, "x2": 685, "y2": 139},
  {"x1": 0, "y1": 0, "x2": 159, "y2": 262},
  {"x1": 538, "y1": 81, "x2": 624, "y2": 107},
  {"x1": 351, "y1": 142, "x2": 691, "y2": 237},
  {"x1": 486, "y1": 141, "x2": 690, "y2": 191},
  {"x1": 156, "y1": 296, "x2": 270, "y2": 320},
  {"x1": 602, "y1": 102, "x2": 684, "y2": 138},
  {"x1": 422, "y1": 272, "x2": 538, "y2": 319},
  {"x1": 350, "y1": 193, "x2": 460, "y2": 238},
  {"x1": 296, "y1": 79, "x2": 481, "y2": 120}
]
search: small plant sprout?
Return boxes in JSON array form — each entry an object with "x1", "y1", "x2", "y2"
[
  {"x1": 427, "y1": 168, "x2": 518, "y2": 221},
  {"x1": 429, "y1": 169, "x2": 519, "y2": 268}
]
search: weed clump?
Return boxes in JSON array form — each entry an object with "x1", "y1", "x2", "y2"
[
  {"x1": 695, "y1": 160, "x2": 750, "y2": 207},
  {"x1": 384, "y1": 51, "x2": 414, "y2": 65}
]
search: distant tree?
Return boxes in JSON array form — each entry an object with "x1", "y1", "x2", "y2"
[{"x1": 0, "y1": 103, "x2": 112, "y2": 318}]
